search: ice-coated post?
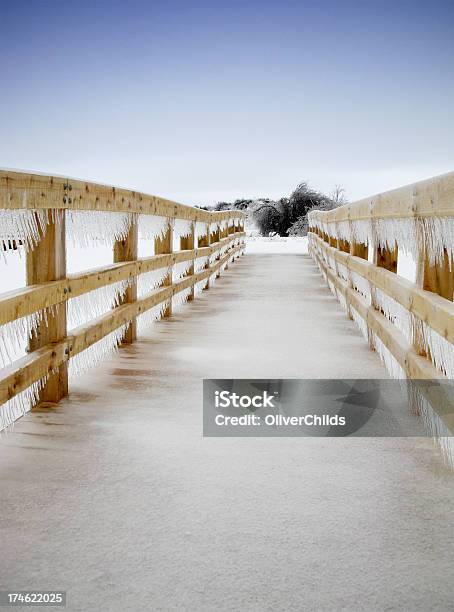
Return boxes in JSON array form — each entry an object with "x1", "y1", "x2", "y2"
[
  {"x1": 26, "y1": 210, "x2": 68, "y2": 403},
  {"x1": 114, "y1": 214, "x2": 138, "y2": 343},
  {"x1": 180, "y1": 221, "x2": 195, "y2": 301},
  {"x1": 155, "y1": 219, "x2": 173, "y2": 317}
]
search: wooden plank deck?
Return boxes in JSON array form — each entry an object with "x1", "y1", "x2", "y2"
[{"x1": 1, "y1": 253, "x2": 454, "y2": 611}]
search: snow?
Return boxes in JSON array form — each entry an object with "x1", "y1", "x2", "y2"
[{"x1": 245, "y1": 236, "x2": 308, "y2": 254}]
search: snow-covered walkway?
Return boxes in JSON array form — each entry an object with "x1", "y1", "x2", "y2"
[{"x1": 1, "y1": 253, "x2": 454, "y2": 611}]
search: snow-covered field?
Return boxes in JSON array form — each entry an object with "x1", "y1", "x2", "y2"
[
  {"x1": 245, "y1": 236, "x2": 416, "y2": 280},
  {"x1": 245, "y1": 236, "x2": 308, "y2": 254}
]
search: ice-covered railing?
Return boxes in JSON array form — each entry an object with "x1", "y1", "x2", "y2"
[
  {"x1": 308, "y1": 171, "x2": 454, "y2": 466},
  {"x1": 0, "y1": 169, "x2": 246, "y2": 430}
]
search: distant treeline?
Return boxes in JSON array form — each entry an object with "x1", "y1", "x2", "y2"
[{"x1": 208, "y1": 182, "x2": 346, "y2": 236}]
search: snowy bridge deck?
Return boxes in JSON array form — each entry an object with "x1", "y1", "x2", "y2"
[{"x1": 2, "y1": 252, "x2": 454, "y2": 611}]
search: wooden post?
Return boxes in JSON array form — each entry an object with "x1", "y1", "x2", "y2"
[
  {"x1": 211, "y1": 223, "x2": 221, "y2": 278},
  {"x1": 114, "y1": 215, "x2": 138, "y2": 343},
  {"x1": 223, "y1": 222, "x2": 230, "y2": 269},
  {"x1": 180, "y1": 222, "x2": 195, "y2": 301},
  {"x1": 26, "y1": 211, "x2": 68, "y2": 403},
  {"x1": 204, "y1": 224, "x2": 212, "y2": 289},
  {"x1": 408, "y1": 238, "x2": 427, "y2": 360},
  {"x1": 155, "y1": 221, "x2": 173, "y2": 316}
]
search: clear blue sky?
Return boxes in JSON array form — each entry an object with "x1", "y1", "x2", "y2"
[{"x1": 1, "y1": 0, "x2": 453, "y2": 205}]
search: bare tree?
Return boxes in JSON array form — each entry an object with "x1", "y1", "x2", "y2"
[{"x1": 330, "y1": 184, "x2": 347, "y2": 206}]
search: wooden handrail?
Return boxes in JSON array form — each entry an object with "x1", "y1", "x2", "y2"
[
  {"x1": 0, "y1": 245, "x2": 242, "y2": 407},
  {"x1": 311, "y1": 244, "x2": 441, "y2": 379},
  {"x1": 308, "y1": 170, "x2": 454, "y2": 222},
  {"x1": 0, "y1": 169, "x2": 246, "y2": 425},
  {"x1": 308, "y1": 172, "x2": 454, "y2": 447},
  {"x1": 0, "y1": 233, "x2": 245, "y2": 327},
  {"x1": 310, "y1": 233, "x2": 454, "y2": 345},
  {"x1": 0, "y1": 169, "x2": 242, "y2": 222},
  {"x1": 309, "y1": 234, "x2": 454, "y2": 443}
]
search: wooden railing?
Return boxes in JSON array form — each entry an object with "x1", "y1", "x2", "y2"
[
  {"x1": 308, "y1": 172, "x2": 454, "y2": 447},
  {"x1": 0, "y1": 170, "x2": 246, "y2": 428}
]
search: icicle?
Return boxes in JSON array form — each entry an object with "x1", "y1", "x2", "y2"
[
  {"x1": 409, "y1": 384, "x2": 454, "y2": 469},
  {"x1": 0, "y1": 305, "x2": 60, "y2": 368},
  {"x1": 209, "y1": 252, "x2": 218, "y2": 265},
  {"x1": 172, "y1": 261, "x2": 192, "y2": 282},
  {"x1": 421, "y1": 217, "x2": 454, "y2": 267},
  {"x1": 327, "y1": 222, "x2": 337, "y2": 240},
  {"x1": 351, "y1": 307, "x2": 368, "y2": 341},
  {"x1": 220, "y1": 220, "x2": 228, "y2": 231},
  {"x1": 415, "y1": 320, "x2": 454, "y2": 378},
  {"x1": 174, "y1": 218, "x2": 192, "y2": 239},
  {"x1": 336, "y1": 221, "x2": 351, "y2": 242},
  {"x1": 195, "y1": 279, "x2": 207, "y2": 294},
  {"x1": 68, "y1": 323, "x2": 129, "y2": 379},
  {"x1": 327, "y1": 279, "x2": 336, "y2": 295},
  {"x1": 337, "y1": 263, "x2": 348, "y2": 282},
  {"x1": 372, "y1": 288, "x2": 412, "y2": 343},
  {"x1": 137, "y1": 301, "x2": 170, "y2": 334},
  {"x1": 173, "y1": 287, "x2": 192, "y2": 309},
  {"x1": 0, "y1": 374, "x2": 49, "y2": 432},
  {"x1": 66, "y1": 210, "x2": 132, "y2": 248},
  {"x1": 209, "y1": 222, "x2": 219, "y2": 234},
  {"x1": 0, "y1": 209, "x2": 49, "y2": 260},
  {"x1": 137, "y1": 267, "x2": 170, "y2": 297},
  {"x1": 228, "y1": 218, "x2": 234, "y2": 228},
  {"x1": 139, "y1": 214, "x2": 170, "y2": 241},
  {"x1": 351, "y1": 220, "x2": 372, "y2": 246},
  {"x1": 374, "y1": 218, "x2": 418, "y2": 258},
  {"x1": 195, "y1": 256, "x2": 208, "y2": 273},
  {"x1": 371, "y1": 333, "x2": 406, "y2": 379},
  {"x1": 67, "y1": 280, "x2": 131, "y2": 329},
  {"x1": 337, "y1": 291, "x2": 347, "y2": 312},
  {"x1": 351, "y1": 271, "x2": 371, "y2": 305},
  {"x1": 196, "y1": 222, "x2": 208, "y2": 241}
]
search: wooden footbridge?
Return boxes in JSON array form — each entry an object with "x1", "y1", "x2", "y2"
[{"x1": 1, "y1": 170, "x2": 454, "y2": 611}]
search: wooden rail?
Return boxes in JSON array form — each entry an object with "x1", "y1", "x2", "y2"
[
  {"x1": 0, "y1": 170, "x2": 246, "y2": 426},
  {"x1": 308, "y1": 171, "x2": 454, "y2": 441}
]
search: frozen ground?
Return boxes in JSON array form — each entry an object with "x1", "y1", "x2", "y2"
[{"x1": 1, "y1": 253, "x2": 453, "y2": 611}]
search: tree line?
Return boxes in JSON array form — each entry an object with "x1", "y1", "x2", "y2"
[{"x1": 211, "y1": 182, "x2": 346, "y2": 236}]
